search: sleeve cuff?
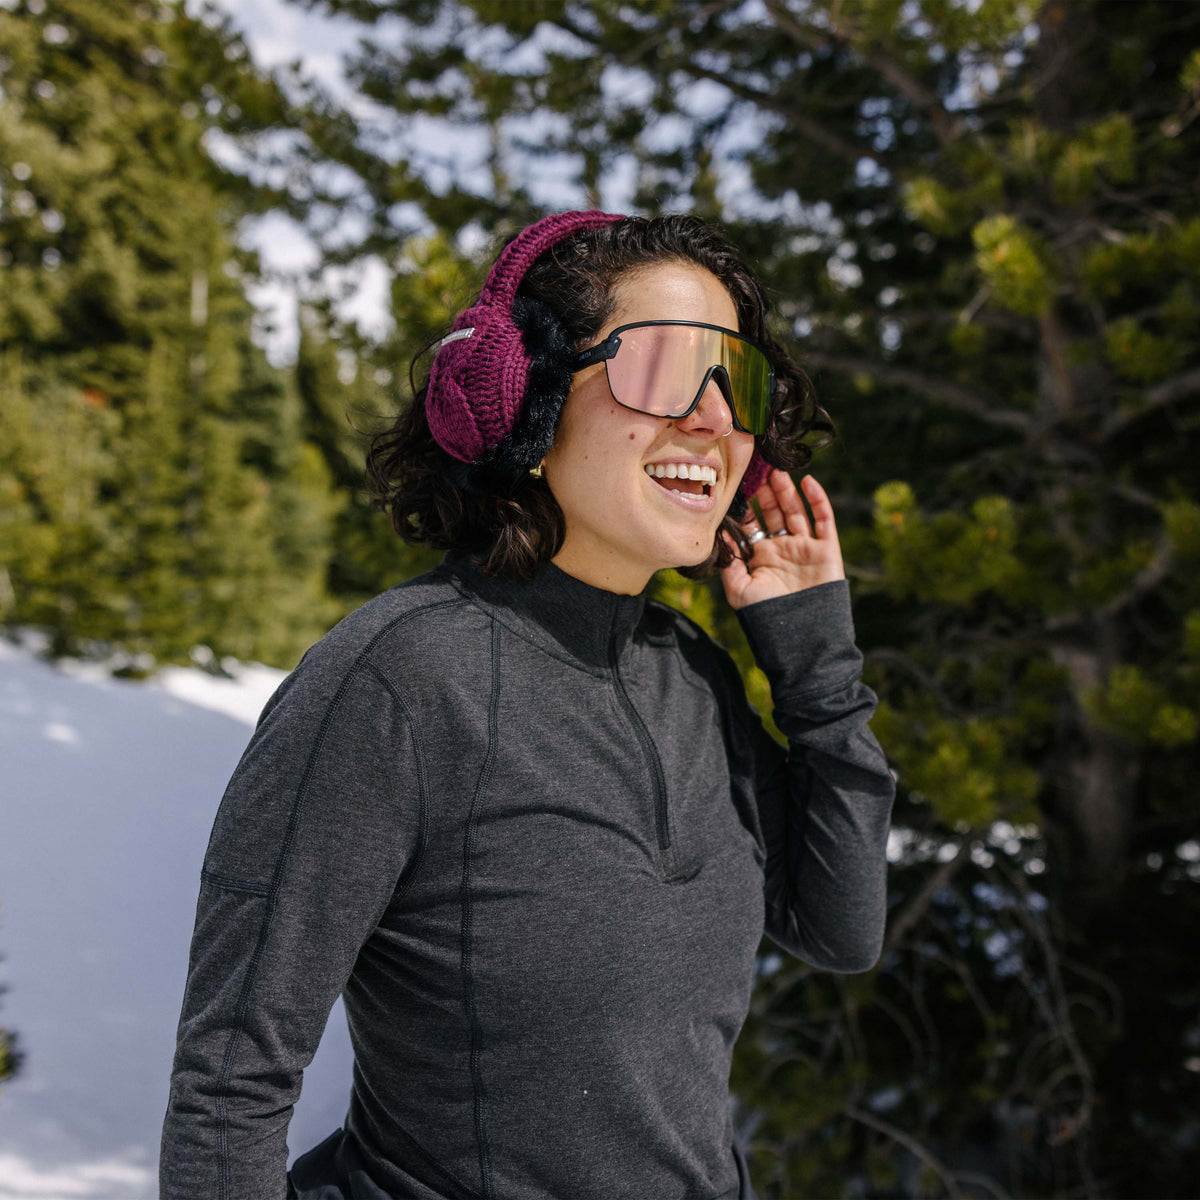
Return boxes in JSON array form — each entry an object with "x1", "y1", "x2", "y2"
[{"x1": 735, "y1": 578, "x2": 863, "y2": 700}]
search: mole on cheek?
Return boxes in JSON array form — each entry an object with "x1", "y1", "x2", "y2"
[{"x1": 628, "y1": 433, "x2": 636, "y2": 440}]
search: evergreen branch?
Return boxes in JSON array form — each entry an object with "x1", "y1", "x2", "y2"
[
  {"x1": 842, "y1": 1103, "x2": 967, "y2": 1198},
  {"x1": 547, "y1": 7, "x2": 890, "y2": 170},
  {"x1": 864, "y1": 647, "x2": 958, "y2": 713},
  {"x1": 992, "y1": 857, "x2": 1099, "y2": 1159},
  {"x1": 763, "y1": 0, "x2": 961, "y2": 145},
  {"x1": 900, "y1": 308, "x2": 1038, "y2": 339},
  {"x1": 1098, "y1": 533, "x2": 1174, "y2": 619},
  {"x1": 549, "y1": 1, "x2": 737, "y2": 77},
  {"x1": 1099, "y1": 366, "x2": 1200, "y2": 440},
  {"x1": 801, "y1": 351, "x2": 1034, "y2": 433},
  {"x1": 1109, "y1": 481, "x2": 1160, "y2": 510},
  {"x1": 867, "y1": 987, "x2": 931, "y2": 1075},
  {"x1": 682, "y1": 61, "x2": 894, "y2": 169},
  {"x1": 883, "y1": 836, "x2": 973, "y2": 954},
  {"x1": 843, "y1": 564, "x2": 888, "y2": 584}
]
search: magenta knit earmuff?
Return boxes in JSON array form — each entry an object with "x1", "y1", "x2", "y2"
[{"x1": 424, "y1": 209, "x2": 771, "y2": 501}]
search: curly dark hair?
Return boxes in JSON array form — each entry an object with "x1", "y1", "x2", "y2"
[{"x1": 367, "y1": 213, "x2": 835, "y2": 581}]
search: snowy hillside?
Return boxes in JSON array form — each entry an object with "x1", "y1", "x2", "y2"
[{"x1": 0, "y1": 633, "x2": 356, "y2": 1199}]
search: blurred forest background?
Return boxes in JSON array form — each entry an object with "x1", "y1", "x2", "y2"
[{"x1": 3, "y1": 0, "x2": 1200, "y2": 1196}]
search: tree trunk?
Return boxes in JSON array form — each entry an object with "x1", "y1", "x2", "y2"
[{"x1": 1046, "y1": 623, "x2": 1137, "y2": 911}]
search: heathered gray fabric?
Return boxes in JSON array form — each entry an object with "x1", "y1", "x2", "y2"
[{"x1": 160, "y1": 555, "x2": 895, "y2": 1200}]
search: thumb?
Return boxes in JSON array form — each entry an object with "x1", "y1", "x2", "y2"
[{"x1": 719, "y1": 537, "x2": 751, "y2": 606}]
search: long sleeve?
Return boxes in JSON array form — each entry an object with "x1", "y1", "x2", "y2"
[
  {"x1": 734, "y1": 578, "x2": 895, "y2": 973},
  {"x1": 160, "y1": 653, "x2": 423, "y2": 1200}
]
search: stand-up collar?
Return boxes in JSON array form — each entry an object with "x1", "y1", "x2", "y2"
[{"x1": 440, "y1": 554, "x2": 648, "y2": 674}]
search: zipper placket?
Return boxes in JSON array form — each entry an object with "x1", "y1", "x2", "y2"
[{"x1": 609, "y1": 624, "x2": 671, "y2": 855}]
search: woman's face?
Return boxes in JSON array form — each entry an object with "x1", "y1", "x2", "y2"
[{"x1": 543, "y1": 261, "x2": 756, "y2": 594}]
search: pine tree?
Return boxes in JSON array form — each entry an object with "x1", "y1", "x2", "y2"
[{"x1": 0, "y1": 0, "x2": 343, "y2": 665}]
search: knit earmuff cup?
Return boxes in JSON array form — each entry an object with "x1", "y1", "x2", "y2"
[
  {"x1": 480, "y1": 296, "x2": 575, "y2": 477},
  {"x1": 425, "y1": 210, "x2": 626, "y2": 465}
]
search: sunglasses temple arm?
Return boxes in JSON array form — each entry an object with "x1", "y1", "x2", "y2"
[{"x1": 571, "y1": 335, "x2": 621, "y2": 372}]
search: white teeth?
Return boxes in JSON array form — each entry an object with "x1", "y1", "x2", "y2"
[{"x1": 644, "y1": 462, "x2": 719, "y2": 483}]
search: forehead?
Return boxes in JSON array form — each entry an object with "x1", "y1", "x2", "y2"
[{"x1": 605, "y1": 261, "x2": 739, "y2": 334}]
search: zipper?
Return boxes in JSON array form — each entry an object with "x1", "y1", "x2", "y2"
[{"x1": 609, "y1": 625, "x2": 671, "y2": 854}]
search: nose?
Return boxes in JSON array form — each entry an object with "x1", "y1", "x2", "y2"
[{"x1": 675, "y1": 369, "x2": 734, "y2": 438}]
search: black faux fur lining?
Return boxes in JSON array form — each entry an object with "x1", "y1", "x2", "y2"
[{"x1": 479, "y1": 296, "x2": 574, "y2": 477}]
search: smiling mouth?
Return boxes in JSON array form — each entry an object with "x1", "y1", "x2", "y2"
[{"x1": 644, "y1": 463, "x2": 717, "y2": 499}]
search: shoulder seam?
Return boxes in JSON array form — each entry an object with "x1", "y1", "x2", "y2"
[
  {"x1": 362, "y1": 658, "x2": 429, "y2": 907},
  {"x1": 443, "y1": 573, "x2": 609, "y2": 677},
  {"x1": 463, "y1": 616, "x2": 500, "y2": 1197}
]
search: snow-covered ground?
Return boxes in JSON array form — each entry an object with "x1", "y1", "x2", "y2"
[{"x1": 0, "y1": 633, "x2": 355, "y2": 1199}]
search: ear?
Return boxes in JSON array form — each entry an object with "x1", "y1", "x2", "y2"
[{"x1": 482, "y1": 296, "x2": 575, "y2": 475}]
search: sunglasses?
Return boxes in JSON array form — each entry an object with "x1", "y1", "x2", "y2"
[{"x1": 570, "y1": 320, "x2": 775, "y2": 435}]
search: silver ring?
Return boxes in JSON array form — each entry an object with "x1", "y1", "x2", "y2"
[
  {"x1": 747, "y1": 529, "x2": 767, "y2": 545},
  {"x1": 772, "y1": 527, "x2": 788, "y2": 537}
]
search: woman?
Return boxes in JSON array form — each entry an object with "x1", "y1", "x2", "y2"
[{"x1": 160, "y1": 210, "x2": 896, "y2": 1200}]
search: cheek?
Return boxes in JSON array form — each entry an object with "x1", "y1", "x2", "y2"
[{"x1": 731, "y1": 437, "x2": 756, "y2": 478}]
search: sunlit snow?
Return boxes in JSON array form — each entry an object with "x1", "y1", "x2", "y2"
[{"x1": 0, "y1": 635, "x2": 355, "y2": 1199}]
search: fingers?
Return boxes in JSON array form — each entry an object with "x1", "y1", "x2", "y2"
[
  {"x1": 754, "y1": 469, "x2": 811, "y2": 537},
  {"x1": 737, "y1": 495, "x2": 769, "y2": 540},
  {"x1": 719, "y1": 533, "x2": 752, "y2": 601},
  {"x1": 753, "y1": 481, "x2": 787, "y2": 536},
  {"x1": 799, "y1": 474, "x2": 837, "y2": 539}
]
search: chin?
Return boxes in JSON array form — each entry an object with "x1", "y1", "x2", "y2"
[{"x1": 662, "y1": 535, "x2": 717, "y2": 573}]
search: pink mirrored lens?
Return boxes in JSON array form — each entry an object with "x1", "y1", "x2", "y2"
[{"x1": 605, "y1": 325, "x2": 716, "y2": 417}]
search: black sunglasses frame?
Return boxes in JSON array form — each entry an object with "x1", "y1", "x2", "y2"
[{"x1": 570, "y1": 320, "x2": 776, "y2": 435}]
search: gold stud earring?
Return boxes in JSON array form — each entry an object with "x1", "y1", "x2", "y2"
[{"x1": 529, "y1": 461, "x2": 545, "y2": 479}]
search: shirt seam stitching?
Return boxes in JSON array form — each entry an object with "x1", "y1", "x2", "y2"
[
  {"x1": 769, "y1": 668, "x2": 863, "y2": 706},
  {"x1": 363, "y1": 658, "x2": 430, "y2": 908},
  {"x1": 199, "y1": 868, "x2": 269, "y2": 897},
  {"x1": 462, "y1": 614, "x2": 500, "y2": 1198},
  {"x1": 442, "y1": 573, "x2": 612, "y2": 678}
]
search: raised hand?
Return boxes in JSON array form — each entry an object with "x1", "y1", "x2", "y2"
[{"x1": 720, "y1": 470, "x2": 846, "y2": 610}]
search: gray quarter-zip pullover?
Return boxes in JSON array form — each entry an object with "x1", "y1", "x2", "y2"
[{"x1": 160, "y1": 556, "x2": 895, "y2": 1200}]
